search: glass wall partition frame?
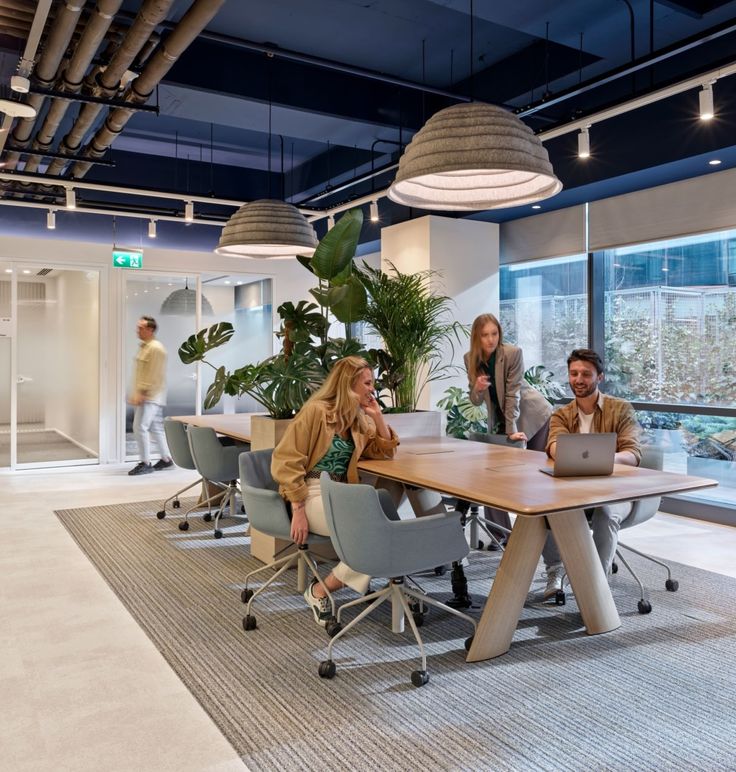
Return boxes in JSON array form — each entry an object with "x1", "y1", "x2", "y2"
[
  {"x1": 0, "y1": 260, "x2": 13, "y2": 467},
  {"x1": 123, "y1": 272, "x2": 199, "y2": 461},
  {"x1": 199, "y1": 273, "x2": 273, "y2": 415},
  {"x1": 0, "y1": 262, "x2": 101, "y2": 469},
  {"x1": 499, "y1": 254, "x2": 588, "y2": 385},
  {"x1": 600, "y1": 229, "x2": 736, "y2": 512}
]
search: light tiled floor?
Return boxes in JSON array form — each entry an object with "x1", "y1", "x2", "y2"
[{"x1": 1, "y1": 464, "x2": 735, "y2": 771}]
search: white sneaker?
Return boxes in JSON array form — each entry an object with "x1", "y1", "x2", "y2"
[
  {"x1": 304, "y1": 581, "x2": 331, "y2": 626},
  {"x1": 542, "y1": 564, "x2": 566, "y2": 601}
]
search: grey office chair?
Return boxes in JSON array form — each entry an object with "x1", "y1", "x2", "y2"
[
  {"x1": 156, "y1": 419, "x2": 212, "y2": 523},
  {"x1": 318, "y1": 474, "x2": 476, "y2": 687},
  {"x1": 186, "y1": 426, "x2": 249, "y2": 538},
  {"x1": 238, "y1": 449, "x2": 336, "y2": 630},
  {"x1": 613, "y1": 445, "x2": 679, "y2": 614}
]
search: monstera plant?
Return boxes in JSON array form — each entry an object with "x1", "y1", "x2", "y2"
[{"x1": 178, "y1": 209, "x2": 368, "y2": 418}]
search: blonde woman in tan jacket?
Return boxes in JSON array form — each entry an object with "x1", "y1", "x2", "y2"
[{"x1": 271, "y1": 356, "x2": 399, "y2": 626}]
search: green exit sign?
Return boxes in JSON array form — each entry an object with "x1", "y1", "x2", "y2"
[{"x1": 112, "y1": 248, "x2": 143, "y2": 269}]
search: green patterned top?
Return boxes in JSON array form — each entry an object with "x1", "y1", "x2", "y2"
[{"x1": 313, "y1": 434, "x2": 355, "y2": 476}]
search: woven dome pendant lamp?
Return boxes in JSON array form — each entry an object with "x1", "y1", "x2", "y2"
[
  {"x1": 215, "y1": 199, "x2": 318, "y2": 258},
  {"x1": 388, "y1": 102, "x2": 562, "y2": 211}
]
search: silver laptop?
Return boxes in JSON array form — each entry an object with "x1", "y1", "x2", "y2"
[{"x1": 540, "y1": 433, "x2": 617, "y2": 477}]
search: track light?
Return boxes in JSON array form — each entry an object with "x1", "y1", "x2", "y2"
[
  {"x1": 184, "y1": 201, "x2": 194, "y2": 222},
  {"x1": 370, "y1": 200, "x2": 379, "y2": 222},
  {"x1": 578, "y1": 127, "x2": 591, "y2": 159},
  {"x1": 327, "y1": 213, "x2": 335, "y2": 228},
  {"x1": 148, "y1": 219, "x2": 157, "y2": 238},
  {"x1": 65, "y1": 188, "x2": 76, "y2": 209},
  {"x1": 699, "y1": 83, "x2": 714, "y2": 121},
  {"x1": 47, "y1": 210, "x2": 56, "y2": 230}
]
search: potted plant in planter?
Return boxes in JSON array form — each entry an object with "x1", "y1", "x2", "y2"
[
  {"x1": 178, "y1": 209, "x2": 369, "y2": 444},
  {"x1": 356, "y1": 261, "x2": 466, "y2": 436}
]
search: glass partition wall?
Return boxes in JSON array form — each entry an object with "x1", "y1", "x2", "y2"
[
  {"x1": 0, "y1": 262, "x2": 100, "y2": 469},
  {"x1": 123, "y1": 272, "x2": 272, "y2": 461}
]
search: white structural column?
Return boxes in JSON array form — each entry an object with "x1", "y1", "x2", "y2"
[{"x1": 380, "y1": 215, "x2": 500, "y2": 410}]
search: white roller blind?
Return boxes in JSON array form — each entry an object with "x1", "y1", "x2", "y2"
[
  {"x1": 500, "y1": 205, "x2": 586, "y2": 264},
  {"x1": 589, "y1": 168, "x2": 736, "y2": 251}
]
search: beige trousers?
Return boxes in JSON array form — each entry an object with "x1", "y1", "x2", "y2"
[{"x1": 303, "y1": 478, "x2": 371, "y2": 593}]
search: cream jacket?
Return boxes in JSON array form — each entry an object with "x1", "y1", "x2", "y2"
[
  {"x1": 134, "y1": 338, "x2": 167, "y2": 404},
  {"x1": 271, "y1": 400, "x2": 400, "y2": 504}
]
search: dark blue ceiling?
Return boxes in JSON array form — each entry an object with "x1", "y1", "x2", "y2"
[{"x1": 2, "y1": 0, "x2": 736, "y2": 250}]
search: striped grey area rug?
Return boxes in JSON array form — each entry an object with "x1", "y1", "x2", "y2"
[{"x1": 55, "y1": 501, "x2": 736, "y2": 772}]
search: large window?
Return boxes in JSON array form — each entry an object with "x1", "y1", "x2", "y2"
[{"x1": 500, "y1": 254, "x2": 588, "y2": 384}]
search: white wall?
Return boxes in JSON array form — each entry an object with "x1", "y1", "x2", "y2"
[{"x1": 380, "y1": 215, "x2": 499, "y2": 409}]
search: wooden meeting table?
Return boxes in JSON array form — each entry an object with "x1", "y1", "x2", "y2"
[
  {"x1": 172, "y1": 416, "x2": 716, "y2": 663},
  {"x1": 358, "y1": 435, "x2": 716, "y2": 662}
]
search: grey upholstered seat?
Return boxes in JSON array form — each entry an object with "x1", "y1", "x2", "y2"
[
  {"x1": 186, "y1": 426, "x2": 249, "y2": 539},
  {"x1": 614, "y1": 445, "x2": 679, "y2": 613},
  {"x1": 238, "y1": 449, "x2": 335, "y2": 630},
  {"x1": 156, "y1": 419, "x2": 208, "y2": 522},
  {"x1": 317, "y1": 474, "x2": 476, "y2": 687}
]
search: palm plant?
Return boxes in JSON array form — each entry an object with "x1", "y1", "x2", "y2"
[{"x1": 358, "y1": 261, "x2": 466, "y2": 412}]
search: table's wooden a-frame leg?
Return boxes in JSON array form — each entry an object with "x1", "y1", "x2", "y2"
[{"x1": 466, "y1": 515, "x2": 547, "y2": 662}]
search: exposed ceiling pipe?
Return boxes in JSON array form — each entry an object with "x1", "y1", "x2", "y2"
[
  {"x1": 22, "y1": 0, "x2": 125, "y2": 175},
  {"x1": 5, "y1": 1, "x2": 87, "y2": 169},
  {"x1": 72, "y1": 0, "x2": 228, "y2": 179},
  {"x1": 48, "y1": 0, "x2": 176, "y2": 176}
]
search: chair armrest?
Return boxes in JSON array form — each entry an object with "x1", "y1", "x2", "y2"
[{"x1": 382, "y1": 512, "x2": 469, "y2": 573}]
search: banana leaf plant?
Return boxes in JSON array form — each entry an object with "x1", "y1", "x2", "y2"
[{"x1": 178, "y1": 209, "x2": 370, "y2": 418}]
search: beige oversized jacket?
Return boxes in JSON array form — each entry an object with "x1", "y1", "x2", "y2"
[
  {"x1": 133, "y1": 338, "x2": 167, "y2": 404},
  {"x1": 271, "y1": 400, "x2": 400, "y2": 504}
]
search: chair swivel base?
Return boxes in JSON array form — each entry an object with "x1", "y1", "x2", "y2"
[{"x1": 318, "y1": 576, "x2": 476, "y2": 687}]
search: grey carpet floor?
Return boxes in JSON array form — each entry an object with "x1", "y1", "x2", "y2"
[{"x1": 55, "y1": 501, "x2": 736, "y2": 772}]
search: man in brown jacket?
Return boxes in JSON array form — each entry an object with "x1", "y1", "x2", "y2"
[{"x1": 542, "y1": 348, "x2": 641, "y2": 600}]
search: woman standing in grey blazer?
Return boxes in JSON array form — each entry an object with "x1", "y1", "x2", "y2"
[{"x1": 464, "y1": 313, "x2": 552, "y2": 531}]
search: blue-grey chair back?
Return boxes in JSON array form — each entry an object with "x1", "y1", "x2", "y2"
[
  {"x1": 239, "y1": 448, "x2": 292, "y2": 538},
  {"x1": 164, "y1": 418, "x2": 196, "y2": 470},
  {"x1": 622, "y1": 444, "x2": 664, "y2": 529},
  {"x1": 321, "y1": 476, "x2": 469, "y2": 578},
  {"x1": 187, "y1": 425, "x2": 244, "y2": 482}
]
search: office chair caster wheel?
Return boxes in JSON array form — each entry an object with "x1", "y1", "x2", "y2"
[
  {"x1": 214, "y1": 529, "x2": 223, "y2": 539},
  {"x1": 241, "y1": 504, "x2": 246, "y2": 513},
  {"x1": 319, "y1": 660, "x2": 336, "y2": 679},
  {"x1": 412, "y1": 612, "x2": 425, "y2": 628},
  {"x1": 242, "y1": 614, "x2": 257, "y2": 631},
  {"x1": 555, "y1": 590, "x2": 566, "y2": 606},
  {"x1": 172, "y1": 500, "x2": 181, "y2": 509},
  {"x1": 156, "y1": 510, "x2": 166, "y2": 519},
  {"x1": 611, "y1": 562, "x2": 619, "y2": 574},
  {"x1": 476, "y1": 539, "x2": 485, "y2": 550},
  {"x1": 178, "y1": 521, "x2": 189, "y2": 531},
  {"x1": 241, "y1": 588, "x2": 254, "y2": 604},
  {"x1": 325, "y1": 620, "x2": 342, "y2": 638},
  {"x1": 665, "y1": 579, "x2": 679, "y2": 592},
  {"x1": 434, "y1": 565, "x2": 447, "y2": 576},
  {"x1": 637, "y1": 600, "x2": 652, "y2": 614},
  {"x1": 411, "y1": 670, "x2": 429, "y2": 687},
  {"x1": 464, "y1": 636, "x2": 474, "y2": 652},
  {"x1": 203, "y1": 512, "x2": 213, "y2": 522}
]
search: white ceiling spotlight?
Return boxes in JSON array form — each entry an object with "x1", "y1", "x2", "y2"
[
  {"x1": 578, "y1": 127, "x2": 591, "y2": 159},
  {"x1": 65, "y1": 187, "x2": 76, "y2": 210},
  {"x1": 184, "y1": 201, "x2": 194, "y2": 222},
  {"x1": 10, "y1": 75, "x2": 30, "y2": 94},
  {"x1": 699, "y1": 83, "x2": 715, "y2": 121},
  {"x1": 369, "y1": 200, "x2": 379, "y2": 222},
  {"x1": 148, "y1": 219, "x2": 157, "y2": 238},
  {"x1": 46, "y1": 210, "x2": 56, "y2": 230}
]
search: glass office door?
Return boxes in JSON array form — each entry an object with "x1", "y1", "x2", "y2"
[{"x1": 0, "y1": 263, "x2": 100, "y2": 469}]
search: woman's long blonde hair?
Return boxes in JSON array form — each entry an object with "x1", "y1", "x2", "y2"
[
  {"x1": 307, "y1": 356, "x2": 372, "y2": 436},
  {"x1": 467, "y1": 313, "x2": 503, "y2": 384}
]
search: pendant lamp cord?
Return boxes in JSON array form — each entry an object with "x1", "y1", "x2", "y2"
[{"x1": 469, "y1": 0, "x2": 474, "y2": 100}]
